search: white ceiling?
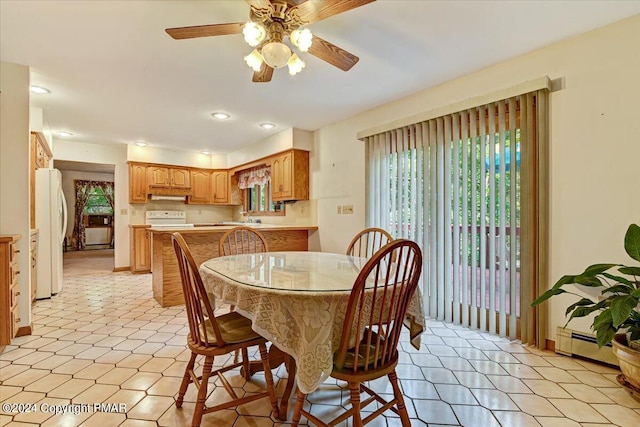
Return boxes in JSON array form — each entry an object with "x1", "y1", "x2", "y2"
[{"x1": 2, "y1": 1, "x2": 639, "y2": 155}]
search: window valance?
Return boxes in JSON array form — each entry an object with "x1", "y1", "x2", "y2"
[{"x1": 238, "y1": 166, "x2": 271, "y2": 189}]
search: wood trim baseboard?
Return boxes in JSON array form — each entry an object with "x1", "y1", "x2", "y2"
[
  {"x1": 113, "y1": 266, "x2": 130, "y2": 272},
  {"x1": 16, "y1": 324, "x2": 32, "y2": 337},
  {"x1": 545, "y1": 339, "x2": 555, "y2": 352}
]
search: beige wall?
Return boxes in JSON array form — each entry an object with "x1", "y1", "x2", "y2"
[
  {"x1": 311, "y1": 15, "x2": 640, "y2": 339},
  {"x1": 0, "y1": 61, "x2": 32, "y2": 329}
]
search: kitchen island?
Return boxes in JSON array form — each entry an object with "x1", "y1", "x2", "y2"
[{"x1": 148, "y1": 224, "x2": 318, "y2": 307}]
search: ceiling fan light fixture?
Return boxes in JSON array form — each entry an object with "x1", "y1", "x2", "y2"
[
  {"x1": 290, "y1": 28, "x2": 313, "y2": 52},
  {"x1": 287, "y1": 54, "x2": 305, "y2": 76},
  {"x1": 244, "y1": 49, "x2": 264, "y2": 72},
  {"x1": 242, "y1": 21, "x2": 266, "y2": 47},
  {"x1": 261, "y1": 42, "x2": 291, "y2": 69}
]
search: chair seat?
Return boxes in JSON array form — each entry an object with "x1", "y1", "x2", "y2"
[
  {"x1": 334, "y1": 332, "x2": 396, "y2": 370},
  {"x1": 199, "y1": 311, "x2": 261, "y2": 344}
]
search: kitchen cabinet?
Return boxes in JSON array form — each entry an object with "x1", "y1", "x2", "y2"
[
  {"x1": 1, "y1": 235, "x2": 21, "y2": 346},
  {"x1": 147, "y1": 166, "x2": 190, "y2": 188},
  {"x1": 30, "y1": 230, "x2": 38, "y2": 303},
  {"x1": 30, "y1": 132, "x2": 53, "y2": 228},
  {"x1": 130, "y1": 225, "x2": 151, "y2": 273},
  {"x1": 129, "y1": 163, "x2": 148, "y2": 203},
  {"x1": 188, "y1": 169, "x2": 212, "y2": 205},
  {"x1": 212, "y1": 170, "x2": 229, "y2": 204},
  {"x1": 271, "y1": 149, "x2": 309, "y2": 202}
]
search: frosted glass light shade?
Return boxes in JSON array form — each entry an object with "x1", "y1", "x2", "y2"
[
  {"x1": 261, "y1": 42, "x2": 292, "y2": 69},
  {"x1": 243, "y1": 22, "x2": 266, "y2": 47},
  {"x1": 244, "y1": 49, "x2": 264, "y2": 72},
  {"x1": 290, "y1": 28, "x2": 312, "y2": 52},
  {"x1": 287, "y1": 54, "x2": 305, "y2": 75}
]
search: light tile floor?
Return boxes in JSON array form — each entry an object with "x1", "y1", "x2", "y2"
[{"x1": 1, "y1": 270, "x2": 640, "y2": 427}]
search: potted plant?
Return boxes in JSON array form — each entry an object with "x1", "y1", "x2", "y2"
[{"x1": 531, "y1": 223, "x2": 640, "y2": 396}]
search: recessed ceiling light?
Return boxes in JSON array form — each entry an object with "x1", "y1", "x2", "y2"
[
  {"x1": 30, "y1": 86, "x2": 50, "y2": 94},
  {"x1": 211, "y1": 112, "x2": 230, "y2": 120},
  {"x1": 259, "y1": 123, "x2": 276, "y2": 130},
  {"x1": 56, "y1": 131, "x2": 73, "y2": 137},
  {"x1": 135, "y1": 142, "x2": 147, "y2": 147},
  {"x1": 201, "y1": 151, "x2": 211, "y2": 155}
]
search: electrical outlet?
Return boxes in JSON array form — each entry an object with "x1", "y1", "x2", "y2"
[
  {"x1": 343, "y1": 205, "x2": 354, "y2": 214},
  {"x1": 337, "y1": 205, "x2": 343, "y2": 214},
  {"x1": 120, "y1": 209, "x2": 128, "y2": 215}
]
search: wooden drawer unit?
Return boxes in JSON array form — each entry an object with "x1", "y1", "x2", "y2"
[{"x1": 1, "y1": 235, "x2": 21, "y2": 346}]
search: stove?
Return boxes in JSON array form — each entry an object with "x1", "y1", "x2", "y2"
[{"x1": 145, "y1": 211, "x2": 194, "y2": 228}]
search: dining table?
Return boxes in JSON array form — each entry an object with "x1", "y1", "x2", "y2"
[{"x1": 199, "y1": 251, "x2": 426, "y2": 420}]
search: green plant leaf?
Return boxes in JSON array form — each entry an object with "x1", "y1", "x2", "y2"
[
  {"x1": 610, "y1": 295, "x2": 639, "y2": 328},
  {"x1": 582, "y1": 263, "x2": 618, "y2": 275},
  {"x1": 574, "y1": 275, "x2": 603, "y2": 287},
  {"x1": 625, "y1": 224, "x2": 640, "y2": 262},
  {"x1": 551, "y1": 275, "x2": 578, "y2": 290},
  {"x1": 619, "y1": 266, "x2": 640, "y2": 276},
  {"x1": 565, "y1": 298, "x2": 595, "y2": 316},
  {"x1": 602, "y1": 284, "x2": 634, "y2": 295},
  {"x1": 601, "y1": 273, "x2": 634, "y2": 287},
  {"x1": 531, "y1": 288, "x2": 566, "y2": 307},
  {"x1": 597, "y1": 328, "x2": 616, "y2": 348}
]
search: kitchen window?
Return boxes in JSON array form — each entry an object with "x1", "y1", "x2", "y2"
[
  {"x1": 245, "y1": 183, "x2": 283, "y2": 215},
  {"x1": 238, "y1": 166, "x2": 284, "y2": 216},
  {"x1": 83, "y1": 186, "x2": 114, "y2": 215}
]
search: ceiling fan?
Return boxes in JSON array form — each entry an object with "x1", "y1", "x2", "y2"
[{"x1": 166, "y1": 0, "x2": 375, "y2": 82}]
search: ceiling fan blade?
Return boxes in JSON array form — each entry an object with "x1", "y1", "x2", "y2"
[
  {"x1": 166, "y1": 23, "x2": 244, "y2": 40},
  {"x1": 294, "y1": 0, "x2": 375, "y2": 24},
  {"x1": 253, "y1": 63, "x2": 274, "y2": 83},
  {"x1": 245, "y1": 0, "x2": 272, "y2": 9},
  {"x1": 307, "y1": 36, "x2": 359, "y2": 71}
]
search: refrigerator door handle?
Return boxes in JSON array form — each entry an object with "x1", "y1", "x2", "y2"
[{"x1": 60, "y1": 186, "x2": 68, "y2": 243}]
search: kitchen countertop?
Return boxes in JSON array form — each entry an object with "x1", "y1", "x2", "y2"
[{"x1": 147, "y1": 224, "x2": 318, "y2": 233}]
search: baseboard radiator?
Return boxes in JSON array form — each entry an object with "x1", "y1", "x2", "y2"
[{"x1": 555, "y1": 327, "x2": 618, "y2": 366}]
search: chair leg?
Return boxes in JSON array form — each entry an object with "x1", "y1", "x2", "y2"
[
  {"x1": 291, "y1": 390, "x2": 307, "y2": 427},
  {"x1": 348, "y1": 382, "x2": 363, "y2": 427},
  {"x1": 241, "y1": 348, "x2": 251, "y2": 379},
  {"x1": 192, "y1": 355, "x2": 213, "y2": 427},
  {"x1": 176, "y1": 352, "x2": 197, "y2": 408},
  {"x1": 258, "y1": 343, "x2": 280, "y2": 419},
  {"x1": 388, "y1": 370, "x2": 411, "y2": 426}
]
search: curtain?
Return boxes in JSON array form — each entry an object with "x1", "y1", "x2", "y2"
[
  {"x1": 238, "y1": 166, "x2": 270, "y2": 189},
  {"x1": 71, "y1": 180, "x2": 115, "y2": 250},
  {"x1": 72, "y1": 180, "x2": 91, "y2": 250},
  {"x1": 364, "y1": 90, "x2": 548, "y2": 346},
  {"x1": 93, "y1": 181, "x2": 115, "y2": 209}
]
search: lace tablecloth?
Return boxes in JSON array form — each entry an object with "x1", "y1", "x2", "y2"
[{"x1": 200, "y1": 252, "x2": 425, "y2": 394}]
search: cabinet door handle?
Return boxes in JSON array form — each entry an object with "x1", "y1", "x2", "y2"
[
  {"x1": 15, "y1": 291, "x2": 20, "y2": 296},
  {"x1": 16, "y1": 317, "x2": 21, "y2": 323}
]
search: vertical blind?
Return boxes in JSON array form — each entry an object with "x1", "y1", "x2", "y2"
[{"x1": 364, "y1": 90, "x2": 548, "y2": 345}]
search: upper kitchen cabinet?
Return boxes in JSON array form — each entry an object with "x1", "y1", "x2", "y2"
[
  {"x1": 30, "y1": 132, "x2": 53, "y2": 228},
  {"x1": 147, "y1": 166, "x2": 190, "y2": 188},
  {"x1": 271, "y1": 149, "x2": 309, "y2": 202},
  {"x1": 211, "y1": 170, "x2": 229, "y2": 204},
  {"x1": 129, "y1": 162, "x2": 148, "y2": 203},
  {"x1": 188, "y1": 169, "x2": 212, "y2": 205}
]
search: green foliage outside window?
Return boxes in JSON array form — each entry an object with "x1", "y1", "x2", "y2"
[{"x1": 83, "y1": 187, "x2": 113, "y2": 215}]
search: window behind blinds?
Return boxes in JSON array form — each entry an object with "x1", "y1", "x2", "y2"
[{"x1": 365, "y1": 90, "x2": 548, "y2": 344}]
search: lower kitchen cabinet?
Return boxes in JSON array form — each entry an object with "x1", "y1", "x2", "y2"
[
  {"x1": 1, "y1": 235, "x2": 21, "y2": 346},
  {"x1": 130, "y1": 225, "x2": 151, "y2": 273}
]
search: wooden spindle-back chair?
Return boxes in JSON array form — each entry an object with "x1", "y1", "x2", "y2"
[
  {"x1": 293, "y1": 239, "x2": 423, "y2": 427},
  {"x1": 172, "y1": 232, "x2": 279, "y2": 426},
  {"x1": 346, "y1": 227, "x2": 393, "y2": 258}
]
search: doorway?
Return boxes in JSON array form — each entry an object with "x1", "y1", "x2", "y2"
[{"x1": 54, "y1": 160, "x2": 115, "y2": 271}]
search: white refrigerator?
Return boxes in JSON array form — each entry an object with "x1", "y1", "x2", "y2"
[{"x1": 36, "y1": 168, "x2": 68, "y2": 299}]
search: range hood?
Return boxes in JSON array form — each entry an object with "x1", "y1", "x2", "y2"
[
  {"x1": 149, "y1": 185, "x2": 193, "y2": 202},
  {"x1": 150, "y1": 195, "x2": 187, "y2": 202}
]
